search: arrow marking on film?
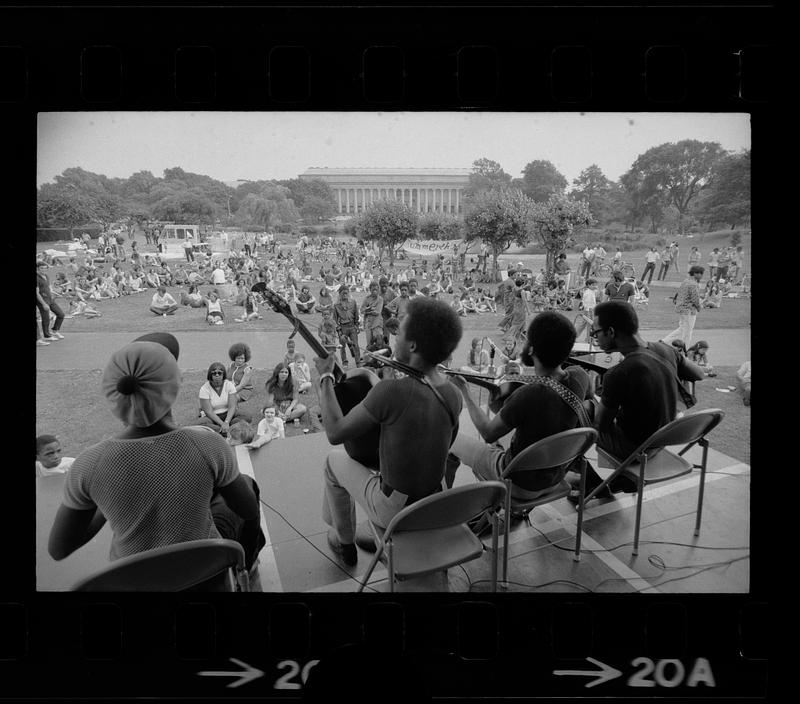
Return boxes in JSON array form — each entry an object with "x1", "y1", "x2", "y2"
[
  {"x1": 553, "y1": 657, "x2": 622, "y2": 688},
  {"x1": 197, "y1": 658, "x2": 264, "y2": 688}
]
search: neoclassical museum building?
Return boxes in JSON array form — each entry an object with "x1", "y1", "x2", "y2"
[{"x1": 299, "y1": 167, "x2": 471, "y2": 215}]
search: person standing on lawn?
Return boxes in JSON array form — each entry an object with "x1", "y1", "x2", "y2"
[
  {"x1": 640, "y1": 247, "x2": 660, "y2": 285},
  {"x1": 661, "y1": 265, "x2": 704, "y2": 347},
  {"x1": 36, "y1": 260, "x2": 65, "y2": 341}
]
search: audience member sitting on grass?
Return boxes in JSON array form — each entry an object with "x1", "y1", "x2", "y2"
[
  {"x1": 181, "y1": 284, "x2": 205, "y2": 308},
  {"x1": 36, "y1": 434, "x2": 75, "y2": 477},
  {"x1": 245, "y1": 406, "x2": 286, "y2": 449},
  {"x1": 290, "y1": 353, "x2": 313, "y2": 394},
  {"x1": 46, "y1": 336, "x2": 263, "y2": 572},
  {"x1": 284, "y1": 338, "x2": 300, "y2": 367},
  {"x1": 234, "y1": 290, "x2": 261, "y2": 322},
  {"x1": 198, "y1": 362, "x2": 248, "y2": 434},
  {"x1": 227, "y1": 343, "x2": 255, "y2": 406},
  {"x1": 451, "y1": 293, "x2": 467, "y2": 317},
  {"x1": 149, "y1": 286, "x2": 178, "y2": 316},
  {"x1": 702, "y1": 282, "x2": 722, "y2": 308},
  {"x1": 687, "y1": 340, "x2": 716, "y2": 376},
  {"x1": 204, "y1": 289, "x2": 225, "y2": 325},
  {"x1": 265, "y1": 362, "x2": 308, "y2": 425},
  {"x1": 68, "y1": 298, "x2": 101, "y2": 318},
  {"x1": 737, "y1": 360, "x2": 751, "y2": 406},
  {"x1": 462, "y1": 337, "x2": 491, "y2": 374},
  {"x1": 295, "y1": 285, "x2": 316, "y2": 314}
]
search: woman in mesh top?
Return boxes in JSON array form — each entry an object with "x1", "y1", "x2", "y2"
[{"x1": 47, "y1": 334, "x2": 262, "y2": 571}]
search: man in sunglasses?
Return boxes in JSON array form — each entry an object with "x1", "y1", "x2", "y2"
[{"x1": 580, "y1": 301, "x2": 702, "y2": 498}]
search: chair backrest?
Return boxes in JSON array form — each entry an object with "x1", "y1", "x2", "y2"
[
  {"x1": 502, "y1": 428, "x2": 598, "y2": 480},
  {"x1": 638, "y1": 408, "x2": 725, "y2": 455},
  {"x1": 381, "y1": 481, "x2": 507, "y2": 536},
  {"x1": 71, "y1": 539, "x2": 246, "y2": 592}
]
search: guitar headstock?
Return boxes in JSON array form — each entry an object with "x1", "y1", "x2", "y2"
[{"x1": 261, "y1": 287, "x2": 293, "y2": 317}]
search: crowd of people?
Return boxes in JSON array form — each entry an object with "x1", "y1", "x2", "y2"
[{"x1": 37, "y1": 231, "x2": 749, "y2": 590}]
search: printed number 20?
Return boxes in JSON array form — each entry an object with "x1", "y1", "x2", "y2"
[
  {"x1": 628, "y1": 657, "x2": 715, "y2": 688},
  {"x1": 274, "y1": 659, "x2": 320, "y2": 689}
]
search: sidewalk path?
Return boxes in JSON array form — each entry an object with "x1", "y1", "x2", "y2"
[{"x1": 36, "y1": 326, "x2": 751, "y2": 372}]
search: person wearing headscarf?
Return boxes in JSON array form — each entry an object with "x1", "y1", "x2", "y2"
[{"x1": 47, "y1": 338, "x2": 263, "y2": 574}]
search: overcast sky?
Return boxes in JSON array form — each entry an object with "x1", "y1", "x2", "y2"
[{"x1": 37, "y1": 112, "x2": 750, "y2": 188}]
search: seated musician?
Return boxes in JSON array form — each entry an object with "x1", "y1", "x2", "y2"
[
  {"x1": 313, "y1": 297, "x2": 463, "y2": 566},
  {"x1": 580, "y1": 301, "x2": 704, "y2": 500},
  {"x1": 447, "y1": 311, "x2": 592, "y2": 499}
]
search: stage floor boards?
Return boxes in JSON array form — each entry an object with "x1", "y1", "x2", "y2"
[{"x1": 246, "y1": 421, "x2": 750, "y2": 594}]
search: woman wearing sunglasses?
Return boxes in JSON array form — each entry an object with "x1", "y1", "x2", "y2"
[{"x1": 198, "y1": 362, "x2": 244, "y2": 435}]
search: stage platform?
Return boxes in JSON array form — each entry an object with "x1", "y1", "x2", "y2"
[{"x1": 37, "y1": 408, "x2": 750, "y2": 593}]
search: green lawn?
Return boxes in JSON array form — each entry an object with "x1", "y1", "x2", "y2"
[{"x1": 37, "y1": 233, "x2": 751, "y2": 464}]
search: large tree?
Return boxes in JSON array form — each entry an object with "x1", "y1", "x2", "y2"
[
  {"x1": 619, "y1": 167, "x2": 665, "y2": 233},
  {"x1": 281, "y1": 178, "x2": 337, "y2": 220},
  {"x1": 463, "y1": 188, "x2": 535, "y2": 281},
  {"x1": 418, "y1": 211, "x2": 462, "y2": 240},
  {"x1": 234, "y1": 184, "x2": 300, "y2": 230},
  {"x1": 627, "y1": 140, "x2": 726, "y2": 235},
  {"x1": 516, "y1": 160, "x2": 568, "y2": 203},
  {"x1": 463, "y1": 157, "x2": 512, "y2": 200},
  {"x1": 694, "y1": 149, "x2": 750, "y2": 229},
  {"x1": 529, "y1": 194, "x2": 594, "y2": 275},
  {"x1": 37, "y1": 183, "x2": 102, "y2": 235},
  {"x1": 571, "y1": 164, "x2": 614, "y2": 223},
  {"x1": 354, "y1": 199, "x2": 418, "y2": 266}
]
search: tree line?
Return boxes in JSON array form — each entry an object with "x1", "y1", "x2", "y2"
[
  {"x1": 464, "y1": 141, "x2": 750, "y2": 235},
  {"x1": 36, "y1": 167, "x2": 340, "y2": 235}
]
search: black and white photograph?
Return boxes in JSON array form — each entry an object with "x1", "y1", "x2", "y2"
[{"x1": 36, "y1": 111, "x2": 751, "y2": 593}]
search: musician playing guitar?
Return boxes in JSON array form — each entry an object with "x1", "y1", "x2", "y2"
[
  {"x1": 447, "y1": 311, "x2": 593, "y2": 500},
  {"x1": 314, "y1": 297, "x2": 463, "y2": 567}
]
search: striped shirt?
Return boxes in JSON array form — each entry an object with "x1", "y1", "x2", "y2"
[{"x1": 62, "y1": 427, "x2": 239, "y2": 561}]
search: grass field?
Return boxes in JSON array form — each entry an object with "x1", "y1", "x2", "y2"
[{"x1": 36, "y1": 230, "x2": 751, "y2": 465}]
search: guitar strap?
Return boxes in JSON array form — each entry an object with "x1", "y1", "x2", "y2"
[
  {"x1": 518, "y1": 374, "x2": 592, "y2": 427},
  {"x1": 418, "y1": 375, "x2": 458, "y2": 428}
]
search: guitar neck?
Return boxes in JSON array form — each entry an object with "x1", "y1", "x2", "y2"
[
  {"x1": 439, "y1": 368, "x2": 499, "y2": 392},
  {"x1": 364, "y1": 352, "x2": 424, "y2": 381}
]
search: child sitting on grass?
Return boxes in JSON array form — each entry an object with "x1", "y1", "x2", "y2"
[
  {"x1": 687, "y1": 340, "x2": 716, "y2": 376},
  {"x1": 245, "y1": 406, "x2": 286, "y2": 449},
  {"x1": 234, "y1": 291, "x2": 261, "y2": 322},
  {"x1": 36, "y1": 435, "x2": 75, "y2": 477},
  {"x1": 290, "y1": 353, "x2": 313, "y2": 394},
  {"x1": 67, "y1": 298, "x2": 102, "y2": 318}
]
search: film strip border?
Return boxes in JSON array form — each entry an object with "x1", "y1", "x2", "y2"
[
  {"x1": 1, "y1": 7, "x2": 773, "y2": 106},
  {"x1": 1, "y1": 598, "x2": 768, "y2": 697}
]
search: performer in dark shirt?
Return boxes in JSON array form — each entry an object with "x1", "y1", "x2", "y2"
[
  {"x1": 314, "y1": 297, "x2": 463, "y2": 566},
  {"x1": 584, "y1": 301, "x2": 702, "y2": 497},
  {"x1": 448, "y1": 311, "x2": 592, "y2": 499}
]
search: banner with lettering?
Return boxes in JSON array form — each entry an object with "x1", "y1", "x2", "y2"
[{"x1": 401, "y1": 239, "x2": 472, "y2": 256}]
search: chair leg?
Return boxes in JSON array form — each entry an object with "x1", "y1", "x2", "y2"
[
  {"x1": 387, "y1": 541, "x2": 394, "y2": 593},
  {"x1": 490, "y1": 511, "x2": 499, "y2": 592},
  {"x1": 502, "y1": 481, "x2": 512, "y2": 587},
  {"x1": 694, "y1": 440, "x2": 709, "y2": 536},
  {"x1": 632, "y1": 456, "x2": 646, "y2": 556},
  {"x1": 357, "y1": 543, "x2": 385, "y2": 593},
  {"x1": 574, "y1": 458, "x2": 587, "y2": 562}
]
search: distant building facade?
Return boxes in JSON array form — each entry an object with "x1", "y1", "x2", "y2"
[{"x1": 299, "y1": 167, "x2": 471, "y2": 215}]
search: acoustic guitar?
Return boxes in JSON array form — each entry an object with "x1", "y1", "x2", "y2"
[{"x1": 257, "y1": 285, "x2": 382, "y2": 467}]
